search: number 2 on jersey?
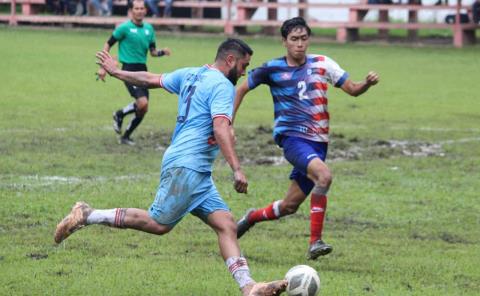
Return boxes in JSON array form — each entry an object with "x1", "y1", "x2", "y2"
[{"x1": 297, "y1": 81, "x2": 309, "y2": 100}]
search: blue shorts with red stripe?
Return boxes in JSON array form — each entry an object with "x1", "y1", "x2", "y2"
[{"x1": 280, "y1": 136, "x2": 328, "y2": 196}]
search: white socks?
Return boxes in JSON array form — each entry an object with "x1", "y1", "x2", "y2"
[
  {"x1": 86, "y1": 209, "x2": 116, "y2": 225},
  {"x1": 226, "y1": 256, "x2": 254, "y2": 289}
]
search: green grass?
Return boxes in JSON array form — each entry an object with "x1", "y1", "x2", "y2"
[{"x1": 0, "y1": 26, "x2": 479, "y2": 295}]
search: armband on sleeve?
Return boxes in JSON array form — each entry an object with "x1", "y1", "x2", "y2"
[{"x1": 107, "y1": 35, "x2": 117, "y2": 47}]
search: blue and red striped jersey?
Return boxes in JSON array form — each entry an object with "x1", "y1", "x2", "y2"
[{"x1": 247, "y1": 54, "x2": 348, "y2": 144}]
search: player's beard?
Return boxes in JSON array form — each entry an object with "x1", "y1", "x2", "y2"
[{"x1": 227, "y1": 66, "x2": 239, "y2": 85}]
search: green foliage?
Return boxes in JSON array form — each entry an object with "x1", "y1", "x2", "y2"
[{"x1": 0, "y1": 27, "x2": 479, "y2": 295}]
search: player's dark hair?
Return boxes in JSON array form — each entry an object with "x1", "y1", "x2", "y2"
[
  {"x1": 215, "y1": 38, "x2": 253, "y2": 61},
  {"x1": 280, "y1": 17, "x2": 311, "y2": 39}
]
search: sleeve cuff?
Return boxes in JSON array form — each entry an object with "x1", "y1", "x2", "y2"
[
  {"x1": 335, "y1": 72, "x2": 349, "y2": 88},
  {"x1": 212, "y1": 114, "x2": 232, "y2": 124},
  {"x1": 159, "y1": 74, "x2": 173, "y2": 93}
]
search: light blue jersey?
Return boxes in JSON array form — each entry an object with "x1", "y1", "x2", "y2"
[{"x1": 159, "y1": 65, "x2": 235, "y2": 173}]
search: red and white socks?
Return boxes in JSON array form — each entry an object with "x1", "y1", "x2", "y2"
[
  {"x1": 226, "y1": 256, "x2": 254, "y2": 289},
  {"x1": 247, "y1": 200, "x2": 282, "y2": 224},
  {"x1": 86, "y1": 208, "x2": 127, "y2": 228}
]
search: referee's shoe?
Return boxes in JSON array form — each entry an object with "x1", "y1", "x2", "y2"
[{"x1": 113, "y1": 112, "x2": 123, "y2": 134}]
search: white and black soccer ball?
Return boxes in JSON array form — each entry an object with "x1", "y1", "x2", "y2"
[{"x1": 285, "y1": 265, "x2": 321, "y2": 296}]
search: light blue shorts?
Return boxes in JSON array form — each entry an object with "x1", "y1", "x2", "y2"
[{"x1": 148, "y1": 167, "x2": 229, "y2": 227}]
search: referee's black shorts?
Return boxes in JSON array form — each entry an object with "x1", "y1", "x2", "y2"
[{"x1": 122, "y1": 63, "x2": 149, "y2": 100}]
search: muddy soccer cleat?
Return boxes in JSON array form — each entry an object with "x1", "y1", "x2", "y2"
[
  {"x1": 307, "y1": 239, "x2": 333, "y2": 260},
  {"x1": 113, "y1": 112, "x2": 123, "y2": 135},
  {"x1": 245, "y1": 280, "x2": 288, "y2": 296},
  {"x1": 237, "y1": 208, "x2": 257, "y2": 239},
  {"x1": 54, "y1": 202, "x2": 93, "y2": 244},
  {"x1": 119, "y1": 136, "x2": 136, "y2": 146}
]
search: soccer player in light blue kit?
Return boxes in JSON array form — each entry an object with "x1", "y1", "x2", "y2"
[{"x1": 54, "y1": 39, "x2": 287, "y2": 296}]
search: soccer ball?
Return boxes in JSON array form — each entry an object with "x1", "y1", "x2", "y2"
[{"x1": 285, "y1": 265, "x2": 321, "y2": 296}]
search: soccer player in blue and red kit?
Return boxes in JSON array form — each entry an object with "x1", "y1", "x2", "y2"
[
  {"x1": 55, "y1": 39, "x2": 286, "y2": 296},
  {"x1": 234, "y1": 17, "x2": 380, "y2": 260}
]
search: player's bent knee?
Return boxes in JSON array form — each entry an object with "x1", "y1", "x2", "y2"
[
  {"x1": 149, "y1": 221, "x2": 172, "y2": 235},
  {"x1": 281, "y1": 201, "x2": 301, "y2": 215},
  {"x1": 137, "y1": 105, "x2": 148, "y2": 116},
  {"x1": 312, "y1": 184, "x2": 330, "y2": 196},
  {"x1": 213, "y1": 216, "x2": 237, "y2": 235},
  {"x1": 314, "y1": 170, "x2": 333, "y2": 190},
  {"x1": 136, "y1": 98, "x2": 149, "y2": 115}
]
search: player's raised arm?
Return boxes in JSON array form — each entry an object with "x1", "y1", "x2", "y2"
[
  {"x1": 213, "y1": 116, "x2": 248, "y2": 194},
  {"x1": 233, "y1": 80, "x2": 251, "y2": 123},
  {"x1": 96, "y1": 50, "x2": 162, "y2": 89},
  {"x1": 340, "y1": 71, "x2": 380, "y2": 97}
]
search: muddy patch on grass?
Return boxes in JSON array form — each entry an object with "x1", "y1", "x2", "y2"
[
  {"x1": 328, "y1": 216, "x2": 383, "y2": 231},
  {"x1": 411, "y1": 231, "x2": 471, "y2": 244},
  {"x1": 439, "y1": 232, "x2": 471, "y2": 244},
  {"x1": 237, "y1": 127, "x2": 445, "y2": 164},
  {"x1": 126, "y1": 243, "x2": 138, "y2": 249},
  {"x1": 27, "y1": 253, "x2": 48, "y2": 260},
  {"x1": 54, "y1": 270, "x2": 71, "y2": 276},
  {"x1": 135, "y1": 125, "x2": 446, "y2": 166}
]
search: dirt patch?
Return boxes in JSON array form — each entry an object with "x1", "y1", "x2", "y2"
[
  {"x1": 54, "y1": 270, "x2": 71, "y2": 276},
  {"x1": 235, "y1": 127, "x2": 445, "y2": 165},
  {"x1": 134, "y1": 125, "x2": 446, "y2": 166},
  {"x1": 27, "y1": 253, "x2": 48, "y2": 260},
  {"x1": 328, "y1": 216, "x2": 382, "y2": 231},
  {"x1": 411, "y1": 231, "x2": 471, "y2": 244},
  {"x1": 439, "y1": 232, "x2": 470, "y2": 244},
  {"x1": 363, "y1": 284, "x2": 374, "y2": 293},
  {"x1": 26, "y1": 221, "x2": 42, "y2": 228}
]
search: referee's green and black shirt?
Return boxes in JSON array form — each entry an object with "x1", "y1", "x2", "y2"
[{"x1": 112, "y1": 20, "x2": 156, "y2": 64}]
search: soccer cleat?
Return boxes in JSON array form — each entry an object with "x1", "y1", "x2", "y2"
[
  {"x1": 54, "y1": 202, "x2": 93, "y2": 244},
  {"x1": 307, "y1": 239, "x2": 333, "y2": 260},
  {"x1": 244, "y1": 280, "x2": 288, "y2": 296},
  {"x1": 113, "y1": 112, "x2": 123, "y2": 134},
  {"x1": 119, "y1": 136, "x2": 136, "y2": 146},
  {"x1": 237, "y1": 208, "x2": 256, "y2": 239}
]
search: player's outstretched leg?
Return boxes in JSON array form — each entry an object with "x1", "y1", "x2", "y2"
[
  {"x1": 237, "y1": 200, "x2": 283, "y2": 239},
  {"x1": 243, "y1": 280, "x2": 288, "y2": 296},
  {"x1": 54, "y1": 201, "x2": 93, "y2": 244},
  {"x1": 55, "y1": 203, "x2": 171, "y2": 244}
]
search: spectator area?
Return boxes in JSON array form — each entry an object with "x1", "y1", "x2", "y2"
[{"x1": 1, "y1": 0, "x2": 479, "y2": 47}]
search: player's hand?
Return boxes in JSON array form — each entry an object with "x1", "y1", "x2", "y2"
[
  {"x1": 96, "y1": 50, "x2": 118, "y2": 76},
  {"x1": 233, "y1": 169, "x2": 248, "y2": 194},
  {"x1": 366, "y1": 71, "x2": 379, "y2": 86},
  {"x1": 161, "y1": 47, "x2": 171, "y2": 56},
  {"x1": 96, "y1": 67, "x2": 107, "y2": 82}
]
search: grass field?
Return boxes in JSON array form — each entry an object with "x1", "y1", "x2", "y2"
[{"x1": 0, "y1": 26, "x2": 479, "y2": 295}]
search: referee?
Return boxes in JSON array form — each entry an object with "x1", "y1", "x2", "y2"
[{"x1": 97, "y1": 0, "x2": 171, "y2": 145}]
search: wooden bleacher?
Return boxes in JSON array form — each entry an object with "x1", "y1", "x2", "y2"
[
  {"x1": 1, "y1": 0, "x2": 479, "y2": 47},
  {"x1": 345, "y1": 2, "x2": 478, "y2": 47},
  {"x1": 0, "y1": 0, "x2": 45, "y2": 16}
]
